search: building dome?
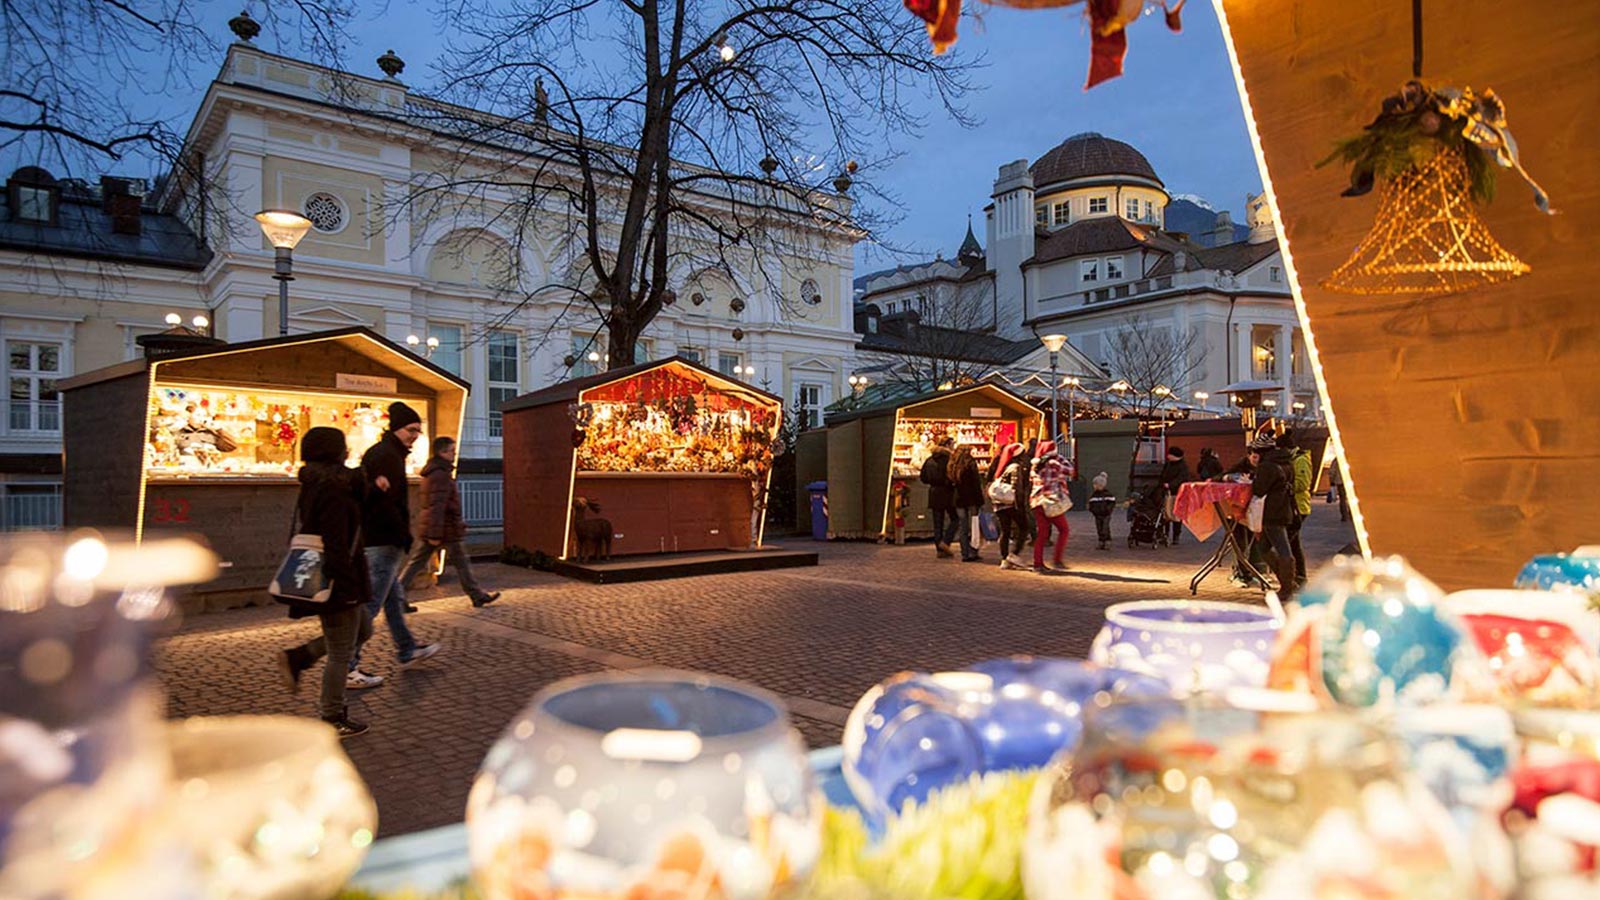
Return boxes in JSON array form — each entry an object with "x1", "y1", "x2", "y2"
[{"x1": 1030, "y1": 133, "x2": 1162, "y2": 189}]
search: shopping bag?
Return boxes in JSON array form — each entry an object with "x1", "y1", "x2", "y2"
[
  {"x1": 978, "y1": 510, "x2": 1000, "y2": 542},
  {"x1": 1245, "y1": 497, "x2": 1265, "y2": 534},
  {"x1": 269, "y1": 535, "x2": 332, "y2": 604}
]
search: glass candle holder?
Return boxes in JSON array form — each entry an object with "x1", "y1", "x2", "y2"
[
  {"x1": 1445, "y1": 589, "x2": 1600, "y2": 706},
  {"x1": 1503, "y1": 708, "x2": 1600, "y2": 900},
  {"x1": 1514, "y1": 547, "x2": 1600, "y2": 600},
  {"x1": 0, "y1": 532, "x2": 216, "y2": 900},
  {"x1": 1024, "y1": 698, "x2": 1478, "y2": 900},
  {"x1": 467, "y1": 671, "x2": 820, "y2": 900},
  {"x1": 1089, "y1": 600, "x2": 1281, "y2": 694},
  {"x1": 163, "y1": 716, "x2": 377, "y2": 900}
]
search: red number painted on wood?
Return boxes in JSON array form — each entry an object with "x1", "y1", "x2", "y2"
[{"x1": 151, "y1": 498, "x2": 191, "y2": 524}]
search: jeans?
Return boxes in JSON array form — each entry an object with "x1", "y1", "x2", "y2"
[
  {"x1": 1287, "y1": 513, "x2": 1307, "y2": 581},
  {"x1": 1261, "y1": 524, "x2": 1298, "y2": 602},
  {"x1": 1033, "y1": 508, "x2": 1068, "y2": 568},
  {"x1": 352, "y1": 544, "x2": 417, "y2": 670},
  {"x1": 957, "y1": 507, "x2": 980, "y2": 560},
  {"x1": 290, "y1": 605, "x2": 372, "y2": 720},
  {"x1": 400, "y1": 539, "x2": 488, "y2": 600},
  {"x1": 930, "y1": 507, "x2": 959, "y2": 548}
]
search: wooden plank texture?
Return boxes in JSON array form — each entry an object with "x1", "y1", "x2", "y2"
[{"x1": 1221, "y1": 0, "x2": 1600, "y2": 588}]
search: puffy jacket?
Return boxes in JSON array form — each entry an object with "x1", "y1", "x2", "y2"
[
  {"x1": 1290, "y1": 448, "x2": 1313, "y2": 517},
  {"x1": 287, "y1": 461, "x2": 371, "y2": 617},
  {"x1": 361, "y1": 432, "x2": 414, "y2": 550},
  {"x1": 1250, "y1": 448, "x2": 1296, "y2": 527},
  {"x1": 1087, "y1": 489, "x2": 1117, "y2": 519},
  {"x1": 418, "y1": 456, "x2": 467, "y2": 543},
  {"x1": 921, "y1": 449, "x2": 955, "y2": 511}
]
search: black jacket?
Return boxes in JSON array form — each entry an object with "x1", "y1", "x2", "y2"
[
  {"x1": 361, "y1": 432, "x2": 414, "y2": 550},
  {"x1": 288, "y1": 461, "x2": 371, "y2": 617},
  {"x1": 921, "y1": 449, "x2": 955, "y2": 511},
  {"x1": 1087, "y1": 489, "x2": 1117, "y2": 519},
  {"x1": 1251, "y1": 448, "x2": 1296, "y2": 527},
  {"x1": 954, "y1": 463, "x2": 985, "y2": 509},
  {"x1": 1159, "y1": 458, "x2": 1192, "y2": 494},
  {"x1": 1196, "y1": 452, "x2": 1224, "y2": 481}
]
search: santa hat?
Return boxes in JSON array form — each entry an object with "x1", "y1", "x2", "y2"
[
  {"x1": 1036, "y1": 440, "x2": 1058, "y2": 459},
  {"x1": 993, "y1": 442, "x2": 1025, "y2": 474}
]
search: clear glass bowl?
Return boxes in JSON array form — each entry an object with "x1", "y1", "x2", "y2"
[
  {"x1": 1024, "y1": 697, "x2": 1479, "y2": 900},
  {"x1": 1090, "y1": 600, "x2": 1282, "y2": 695},
  {"x1": 467, "y1": 670, "x2": 820, "y2": 900}
]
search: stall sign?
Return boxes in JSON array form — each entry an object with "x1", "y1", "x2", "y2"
[
  {"x1": 336, "y1": 373, "x2": 397, "y2": 394},
  {"x1": 969, "y1": 407, "x2": 1003, "y2": 419}
]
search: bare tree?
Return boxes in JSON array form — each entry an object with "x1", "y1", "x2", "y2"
[
  {"x1": 388, "y1": 0, "x2": 977, "y2": 367},
  {"x1": 1102, "y1": 312, "x2": 1206, "y2": 418},
  {"x1": 859, "y1": 281, "x2": 1003, "y2": 391}
]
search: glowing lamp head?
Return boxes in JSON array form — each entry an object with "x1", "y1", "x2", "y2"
[
  {"x1": 1194, "y1": 391, "x2": 1210, "y2": 401},
  {"x1": 587, "y1": 351, "x2": 601, "y2": 363},
  {"x1": 191, "y1": 315, "x2": 209, "y2": 330},
  {"x1": 406, "y1": 334, "x2": 421, "y2": 346},
  {"x1": 719, "y1": 44, "x2": 736, "y2": 62},
  {"x1": 426, "y1": 336, "x2": 440, "y2": 349},
  {"x1": 165, "y1": 313, "x2": 182, "y2": 326},
  {"x1": 254, "y1": 209, "x2": 314, "y2": 250},
  {"x1": 1040, "y1": 333, "x2": 1068, "y2": 353}
]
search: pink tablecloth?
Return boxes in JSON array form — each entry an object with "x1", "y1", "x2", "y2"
[{"x1": 1173, "y1": 481, "x2": 1252, "y2": 542}]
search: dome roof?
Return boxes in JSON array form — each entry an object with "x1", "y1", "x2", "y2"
[{"x1": 1030, "y1": 132, "x2": 1162, "y2": 189}]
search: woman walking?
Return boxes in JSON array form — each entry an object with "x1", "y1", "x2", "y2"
[
  {"x1": 1029, "y1": 440, "x2": 1073, "y2": 574},
  {"x1": 949, "y1": 445, "x2": 986, "y2": 562},
  {"x1": 277, "y1": 426, "x2": 373, "y2": 738},
  {"x1": 990, "y1": 443, "x2": 1029, "y2": 569}
]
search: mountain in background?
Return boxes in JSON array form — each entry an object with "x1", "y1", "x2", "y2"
[{"x1": 1165, "y1": 197, "x2": 1248, "y2": 247}]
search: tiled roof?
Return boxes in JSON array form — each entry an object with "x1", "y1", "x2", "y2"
[
  {"x1": 1146, "y1": 238, "x2": 1279, "y2": 277},
  {"x1": 1028, "y1": 217, "x2": 1158, "y2": 265},
  {"x1": 857, "y1": 324, "x2": 1037, "y2": 366},
  {"x1": 0, "y1": 192, "x2": 211, "y2": 270},
  {"x1": 1031, "y1": 133, "x2": 1162, "y2": 188}
]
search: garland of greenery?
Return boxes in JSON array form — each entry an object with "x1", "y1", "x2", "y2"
[{"x1": 1319, "y1": 80, "x2": 1498, "y2": 204}]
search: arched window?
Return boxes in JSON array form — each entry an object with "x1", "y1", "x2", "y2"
[{"x1": 428, "y1": 230, "x2": 516, "y2": 289}]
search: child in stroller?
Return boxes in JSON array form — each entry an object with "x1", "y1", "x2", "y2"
[{"x1": 1127, "y1": 481, "x2": 1167, "y2": 548}]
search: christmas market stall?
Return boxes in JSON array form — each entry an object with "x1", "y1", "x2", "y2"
[
  {"x1": 817, "y1": 383, "x2": 1044, "y2": 540},
  {"x1": 500, "y1": 357, "x2": 808, "y2": 580},
  {"x1": 58, "y1": 327, "x2": 467, "y2": 604}
]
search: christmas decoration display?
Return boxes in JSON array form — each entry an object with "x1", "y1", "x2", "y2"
[
  {"x1": 1023, "y1": 700, "x2": 1477, "y2": 900},
  {"x1": 892, "y1": 418, "x2": 1015, "y2": 477},
  {"x1": 1516, "y1": 547, "x2": 1600, "y2": 605},
  {"x1": 465, "y1": 671, "x2": 820, "y2": 900},
  {"x1": 145, "y1": 386, "x2": 428, "y2": 477},
  {"x1": 574, "y1": 367, "x2": 778, "y2": 478},
  {"x1": 840, "y1": 656, "x2": 1166, "y2": 828},
  {"x1": 1501, "y1": 709, "x2": 1600, "y2": 900},
  {"x1": 1089, "y1": 600, "x2": 1281, "y2": 695},
  {"x1": 1390, "y1": 704, "x2": 1516, "y2": 838},
  {"x1": 1444, "y1": 589, "x2": 1600, "y2": 706}
]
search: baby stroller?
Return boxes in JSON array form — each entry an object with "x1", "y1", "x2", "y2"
[{"x1": 1127, "y1": 483, "x2": 1167, "y2": 548}]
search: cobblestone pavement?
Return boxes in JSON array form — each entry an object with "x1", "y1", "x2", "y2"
[{"x1": 153, "y1": 508, "x2": 1357, "y2": 837}]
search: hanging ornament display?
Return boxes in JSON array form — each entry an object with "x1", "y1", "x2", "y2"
[{"x1": 1319, "y1": 1, "x2": 1552, "y2": 296}]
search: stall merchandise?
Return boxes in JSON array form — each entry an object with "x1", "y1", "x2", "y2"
[
  {"x1": 890, "y1": 417, "x2": 1018, "y2": 478},
  {"x1": 574, "y1": 365, "x2": 777, "y2": 477}
]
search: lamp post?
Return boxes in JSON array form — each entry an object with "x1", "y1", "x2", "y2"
[
  {"x1": 1194, "y1": 390, "x2": 1210, "y2": 409},
  {"x1": 254, "y1": 209, "x2": 314, "y2": 336},
  {"x1": 847, "y1": 374, "x2": 868, "y2": 408},
  {"x1": 1040, "y1": 334, "x2": 1068, "y2": 442}
]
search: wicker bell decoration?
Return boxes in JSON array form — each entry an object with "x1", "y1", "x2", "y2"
[{"x1": 1323, "y1": 146, "x2": 1530, "y2": 296}]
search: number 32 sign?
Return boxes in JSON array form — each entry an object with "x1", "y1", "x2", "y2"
[{"x1": 149, "y1": 497, "x2": 191, "y2": 524}]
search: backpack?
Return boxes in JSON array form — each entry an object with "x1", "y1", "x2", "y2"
[{"x1": 920, "y1": 453, "x2": 945, "y2": 486}]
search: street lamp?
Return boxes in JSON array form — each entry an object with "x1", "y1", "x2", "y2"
[
  {"x1": 165, "y1": 313, "x2": 182, "y2": 327},
  {"x1": 254, "y1": 209, "x2": 314, "y2": 336},
  {"x1": 1194, "y1": 390, "x2": 1210, "y2": 408},
  {"x1": 1040, "y1": 334, "x2": 1068, "y2": 442},
  {"x1": 1292, "y1": 400, "x2": 1307, "y2": 418}
]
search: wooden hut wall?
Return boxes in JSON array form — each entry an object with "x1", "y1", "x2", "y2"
[
  {"x1": 793, "y1": 429, "x2": 829, "y2": 534},
  {"x1": 502, "y1": 402, "x2": 577, "y2": 557},
  {"x1": 1075, "y1": 419, "x2": 1141, "y2": 503},
  {"x1": 63, "y1": 370, "x2": 149, "y2": 530},
  {"x1": 825, "y1": 419, "x2": 866, "y2": 538},
  {"x1": 1221, "y1": 0, "x2": 1600, "y2": 588},
  {"x1": 861, "y1": 414, "x2": 896, "y2": 536}
]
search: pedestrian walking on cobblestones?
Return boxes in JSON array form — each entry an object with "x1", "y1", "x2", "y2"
[
  {"x1": 1030, "y1": 440, "x2": 1073, "y2": 573},
  {"x1": 920, "y1": 435, "x2": 958, "y2": 558},
  {"x1": 399, "y1": 436, "x2": 501, "y2": 607},
  {"x1": 949, "y1": 444, "x2": 985, "y2": 562},
  {"x1": 1087, "y1": 471, "x2": 1116, "y2": 550},
  {"x1": 1158, "y1": 446, "x2": 1192, "y2": 546},
  {"x1": 350, "y1": 402, "x2": 441, "y2": 680},
  {"x1": 989, "y1": 443, "x2": 1030, "y2": 569},
  {"x1": 276, "y1": 426, "x2": 373, "y2": 738},
  {"x1": 1249, "y1": 431, "x2": 1299, "y2": 605}
]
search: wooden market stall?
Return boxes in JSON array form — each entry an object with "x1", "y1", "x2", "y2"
[
  {"x1": 58, "y1": 327, "x2": 468, "y2": 603},
  {"x1": 501, "y1": 357, "x2": 797, "y2": 573},
  {"x1": 817, "y1": 383, "x2": 1044, "y2": 540}
]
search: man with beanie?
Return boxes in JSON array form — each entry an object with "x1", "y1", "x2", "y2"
[{"x1": 349, "y1": 401, "x2": 441, "y2": 680}]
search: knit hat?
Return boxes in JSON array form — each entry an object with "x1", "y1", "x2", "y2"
[
  {"x1": 300, "y1": 426, "x2": 347, "y2": 464},
  {"x1": 387, "y1": 401, "x2": 422, "y2": 433},
  {"x1": 1250, "y1": 431, "x2": 1277, "y2": 451},
  {"x1": 1093, "y1": 471, "x2": 1108, "y2": 491},
  {"x1": 1166, "y1": 446, "x2": 1185, "y2": 459},
  {"x1": 1276, "y1": 430, "x2": 1298, "y2": 450}
]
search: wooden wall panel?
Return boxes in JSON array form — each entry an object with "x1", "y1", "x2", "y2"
[
  {"x1": 502, "y1": 404, "x2": 574, "y2": 557},
  {"x1": 63, "y1": 371, "x2": 148, "y2": 531},
  {"x1": 1220, "y1": 0, "x2": 1600, "y2": 588}
]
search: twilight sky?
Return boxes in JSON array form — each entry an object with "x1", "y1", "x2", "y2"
[{"x1": 32, "y1": 1, "x2": 1261, "y2": 271}]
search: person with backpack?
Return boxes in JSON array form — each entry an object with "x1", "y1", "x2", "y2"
[
  {"x1": 399, "y1": 436, "x2": 501, "y2": 607},
  {"x1": 1087, "y1": 471, "x2": 1116, "y2": 550},
  {"x1": 1029, "y1": 440, "x2": 1073, "y2": 574},
  {"x1": 920, "y1": 435, "x2": 958, "y2": 558},
  {"x1": 949, "y1": 445, "x2": 986, "y2": 563},
  {"x1": 276, "y1": 426, "x2": 372, "y2": 738}
]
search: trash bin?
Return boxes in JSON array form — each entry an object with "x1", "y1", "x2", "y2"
[{"x1": 806, "y1": 481, "x2": 829, "y2": 541}]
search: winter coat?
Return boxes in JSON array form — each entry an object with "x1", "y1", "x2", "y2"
[
  {"x1": 1196, "y1": 452, "x2": 1224, "y2": 481},
  {"x1": 286, "y1": 461, "x2": 371, "y2": 618},
  {"x1": 1159, "y1": 458, "x2": 1192, "y2": 495},
  {"x1": 418, "y1": 456, "x2": 468, "y2": 543},
  {"x1": 921, "y1": 449, "x2": 955, "y2": 511},
  {"x1": 954, "y1": 462, "x2": 985, "y2": 509},
  {"x1": 1087, "y1": 489, "x2": 1117, "y2": 520},
  {"x1": 1250, "y1": 448, "x2": 1296, "y2": 528},
  {"x1": 1030, "y1": 455, "x2": 1071, "y2": 511},
  {"x1": 1290, "y1": 448, "x2": 1313, "y2": 517},
  {"x1": 361, "y1": 432, "x2": 414, "y2": 550}
]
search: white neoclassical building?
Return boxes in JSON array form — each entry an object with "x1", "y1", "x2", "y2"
[
  {"x1": 0, "y1": 38, "x2": 862, "y2": 526},
  {"x1": 854, "y1": 133, "x2": 1316, "y2": 417}
]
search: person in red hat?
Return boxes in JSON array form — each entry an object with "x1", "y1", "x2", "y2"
[{"x1": 1029, "y1": 440, "x2": 1074, "y2": 573}]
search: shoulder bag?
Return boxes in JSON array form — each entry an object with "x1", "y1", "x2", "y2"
[{"x1": 269, "y1": 504, "x2": 358, "y2": 605}]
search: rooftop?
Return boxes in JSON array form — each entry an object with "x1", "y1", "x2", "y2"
[{"x1": 1031, "y1": 132, "x2": 1163, "y2": 190}]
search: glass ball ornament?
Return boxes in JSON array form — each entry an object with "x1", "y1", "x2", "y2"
[
  {"x1": 1267, "y1": 554, "x2": 1492, "y2": 707},
  {"x1": 1090, "y1": 600, "x2": 1282, "y2": 695},
  {"x1": 1444, "y1": 589, "x2": 1600, "y2": 706},
  {"x1": 840, "y1": 657, "x2": 1166, "y2": 828},
  {"x1": 1515, "y1": 547, "x2": 1600, "y2": 601},
  {"x1": 1500, "y1": 708, "x2": 1600, "y2": 900},
  {"x1": 466, "y1": 671, "x2": 820, "y2": 900},
  {"x1": 1023, "y1": 698, "x2": 1481, "y2": 900}
]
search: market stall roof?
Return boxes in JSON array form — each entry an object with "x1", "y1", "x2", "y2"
[
  {"x1": 824, "y1": 381, "x2": 1043, "y2": 427},
  {"x1": 59, "y1": 327, "x2": 471, "y2": 394},
  {"x1": 502, "y1": 355, "x2": 782, "y2": 413}
]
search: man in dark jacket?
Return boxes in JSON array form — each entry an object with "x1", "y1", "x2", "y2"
[
  {"x1": 350, "y1": 402, "x2": 441, "y2": 679},
  {"x1": 1158, "y1": 446, "x2": 1192, "y2": 545},
  {"x1": 277, "y1": 427, "x2": 373, "y2": 737},
  {"x1": 920, "y1": 436, "x2": 958, "y2": 557},
  {"x1": 1196, "y1": 447, "x2": 1224, "y2": 481},
  {"x1": 399, "y1": 436, "x2": 499, "y2": 607},
  {"x1": 1248, "y1": 431, "x2": 1299, "y2": 603}
]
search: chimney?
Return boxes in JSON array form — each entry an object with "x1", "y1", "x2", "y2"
[{"x1": 101, "y1": 176, "x2": 144, "y2": 236}]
